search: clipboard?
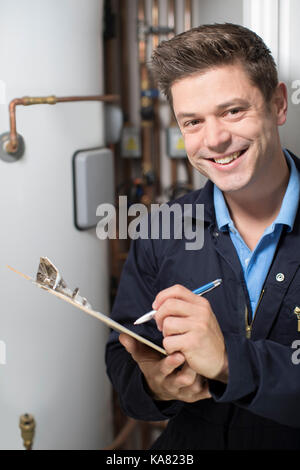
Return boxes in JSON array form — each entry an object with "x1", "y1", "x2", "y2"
[{"x1": 7, "y1": 258, "x2": 167, "y2": 356}]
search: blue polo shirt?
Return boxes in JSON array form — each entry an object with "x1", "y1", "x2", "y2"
[{"x1": 213, "y1": 149, "x2": 300, "y2": 319}]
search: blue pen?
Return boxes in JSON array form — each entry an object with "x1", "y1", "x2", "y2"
[{"x1": 133, "y1": 278, "x2": 222, "y2": 325}]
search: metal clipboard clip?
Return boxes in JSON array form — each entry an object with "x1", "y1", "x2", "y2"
[{"x1": 36, "y1": 256, "x2": 91, "y2": 309}]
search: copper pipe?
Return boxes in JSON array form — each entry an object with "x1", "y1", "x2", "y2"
[
  {"x1": 152, "y1": 0, "x2": 159, "y2": 50},
  {"x1": 138, "y1": 0, "x2": 154, "y2": 204},
  {"x1": 185, "y1": 0, "x2": 192, "y2": 31},
  {"x1": 168, "y1": 0, "x2": 179, "y2": 187},
  {"x1": 6, "y1": 94, "x2": 119, "y2": 154}
]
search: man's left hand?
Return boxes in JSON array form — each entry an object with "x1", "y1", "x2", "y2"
[{"x1": 153, "y1": 284, "x2": 229, "y2": 383}]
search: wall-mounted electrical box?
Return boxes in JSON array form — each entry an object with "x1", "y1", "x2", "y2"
[
  {"x1": 73, "y1": 147, "x2": 114, "y2": 230},
  {"x1": 121, "y1": 127, "x2": 141, "y2": 158},
  {"x1": 166, "y1": 126, "x2": 186, "y2": 158}
]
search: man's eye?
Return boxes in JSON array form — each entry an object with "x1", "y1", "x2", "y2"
[
  {"x1": 186, "y1": 119, "x2": 200, "y2": 127},
  {"x1": 228, "y1": 108, "x2": 242, "y2": 115}
]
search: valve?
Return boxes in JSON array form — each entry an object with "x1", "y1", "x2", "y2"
[{"x1": 19, "y1": 413, "x2": 35, "y2": 450}]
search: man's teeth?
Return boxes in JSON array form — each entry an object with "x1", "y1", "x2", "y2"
[{"x1": 214, "y1": 151, "x2": 241, "y2": 164}]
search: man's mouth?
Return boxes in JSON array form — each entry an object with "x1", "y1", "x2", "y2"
[{"x1": 209, "y1": 148, "x2": 247, "y2": 165}]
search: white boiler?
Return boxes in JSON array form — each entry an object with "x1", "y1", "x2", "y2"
[{"x1": 0, "y1": 0, "x2": 112, "y2": 449}]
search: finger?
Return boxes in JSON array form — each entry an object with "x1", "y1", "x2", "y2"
[
  {"x1": 119, "y1": 333, "x2": 161, "y2": 362},
  {"x1": 181, "y1": 389, "x2": 211, "y2": 401},
  {"x1": 162, "y1": 315, "x2": 193, "y2": 337},
  {"x1": 182, "y1": 375, "x2": 212, "y2": 400},
  {"x1": 155, "y1": 299, "x2": 206, "y2": 331},
  {"x1": 119, "y1": 333, "x2": 135, "y2": 352},
  {"x1": 199, "y1": 380, "x2": 212, "y2": 399},
  {"x1": 173, "y1": 374, "x2": 211, "y2": 402},
  {"x1": 155, "y1": 295, "x2": 210, "y2": 332},
  {"x1": 163, "y1": 333, "x2": 188, "y2": 355},
  {"x1": 119, "y1": 333, "x2": 185, "y2": 370},
  {"x1": 173, "y1": 361, "x2": 197, "y2": 388},
  {"x1": 158, "y1": 352, "x2": 186, "y2": 377},
  {"x1": 153, "y1": 284, "x2": 204, "y2": 311},
  {"x1": 155, "y1": 298, "x2": 199, "y2": 331}
]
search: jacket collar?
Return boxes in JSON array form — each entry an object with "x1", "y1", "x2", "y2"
[
  {"x1": 195, "y1": 148, "x2": 300, "y2": 226},
  {"x1": 193, "y1": 179, "x2": 215, "y2": 224}
]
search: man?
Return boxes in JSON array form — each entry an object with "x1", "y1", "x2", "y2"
[{"x1": 105, "y1": 23, "x2": 300, "y2": 449}]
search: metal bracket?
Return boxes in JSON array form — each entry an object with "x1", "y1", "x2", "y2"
[{"x1": 0, "y1": 132, "x2": 25, "y2": 162}]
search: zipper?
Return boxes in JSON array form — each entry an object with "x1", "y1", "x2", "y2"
[{"x1": 245, "y1": 288, "x2": 265, "y2": 339}]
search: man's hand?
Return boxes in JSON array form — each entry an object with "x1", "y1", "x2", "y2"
[
  {"x1": 153, "y1": 285, "x2": 229, "y2": 382},
  {"x1": 119, "y1": 333, "x2": 211, "y2": 402}
]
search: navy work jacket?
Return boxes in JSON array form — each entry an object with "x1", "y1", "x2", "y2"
[{"x1": 105, "y1": 152, "x2": 300, "y2": 450}]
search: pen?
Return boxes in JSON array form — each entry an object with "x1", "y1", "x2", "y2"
[{"x1": 133, "y1": 278, "x2": 222, "y2": 325}]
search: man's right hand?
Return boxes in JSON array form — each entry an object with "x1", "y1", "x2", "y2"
[{"x1": 119, "y1": 333, "x2": 211, "y2": 403}]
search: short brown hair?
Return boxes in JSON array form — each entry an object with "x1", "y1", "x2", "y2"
[{"x1": 151, "y1": 23, "x2": 278, "y2": 105}]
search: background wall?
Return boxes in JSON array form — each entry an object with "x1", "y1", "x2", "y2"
[
  {"x1": 243, "y1": 0, "x2": 300, "y2": 157},
  {"x1": 0, "y1": 0, "x2": 112, "y2": 450},
  {"x1": 278, "y1": 0, "x2": 300, "y2": 156}
]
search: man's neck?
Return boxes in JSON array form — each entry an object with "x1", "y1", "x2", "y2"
[{"x1": 223, "y1": 152, "x2": 290, "y2": 250}]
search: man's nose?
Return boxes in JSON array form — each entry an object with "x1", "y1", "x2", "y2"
[{"x1": 203, "y1": 117, "x2": 231, "y2": 151}]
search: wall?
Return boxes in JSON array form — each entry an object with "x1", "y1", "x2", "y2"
[
  {"x1": 193, "y1": 0, "x2": 243, "y2": 25},
  {"x1": 0, "y1": 0, "x2": 112, "y2": 449},
  {"x1": 278, "y1": 0, "x2": 300, "y2": 156},
  {"x1": 243, "y1": 0, "x2": 300, "y2": 157}
]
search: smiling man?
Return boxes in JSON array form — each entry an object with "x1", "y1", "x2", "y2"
[{"x1": 105, "y1": 24, "x2": 300, "y2": 450}]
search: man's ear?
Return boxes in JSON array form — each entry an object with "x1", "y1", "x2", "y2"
[{"x1": 272, "y1": 82, "x2": 288, "y2": 126}]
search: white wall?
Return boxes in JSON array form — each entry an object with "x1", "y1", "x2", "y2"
[
  {"x1": 0, "y1": 0, "x2": 112, "y2": 449},
  {"x1": 243, "y1": 0, "x2": 300, "y2": 157},
  {"x1": 193, "y1": 0, "x2": 243, "y2": 25},
  {"x1": 278, "y1": 0, "x2": 300, "y2": 156}
]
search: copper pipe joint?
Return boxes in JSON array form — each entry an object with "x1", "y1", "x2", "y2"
[{"x1": 5, "y1": 94, "x2": 119, "y2": 154}]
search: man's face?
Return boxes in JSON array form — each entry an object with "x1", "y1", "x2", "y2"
[{"x1": 172, "y1": 63, "x2": 287, "y2": 196}]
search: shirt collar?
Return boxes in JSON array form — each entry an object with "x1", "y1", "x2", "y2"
[{"x1": 213, "y1": 148, "x2": 300, "y2": 233}]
